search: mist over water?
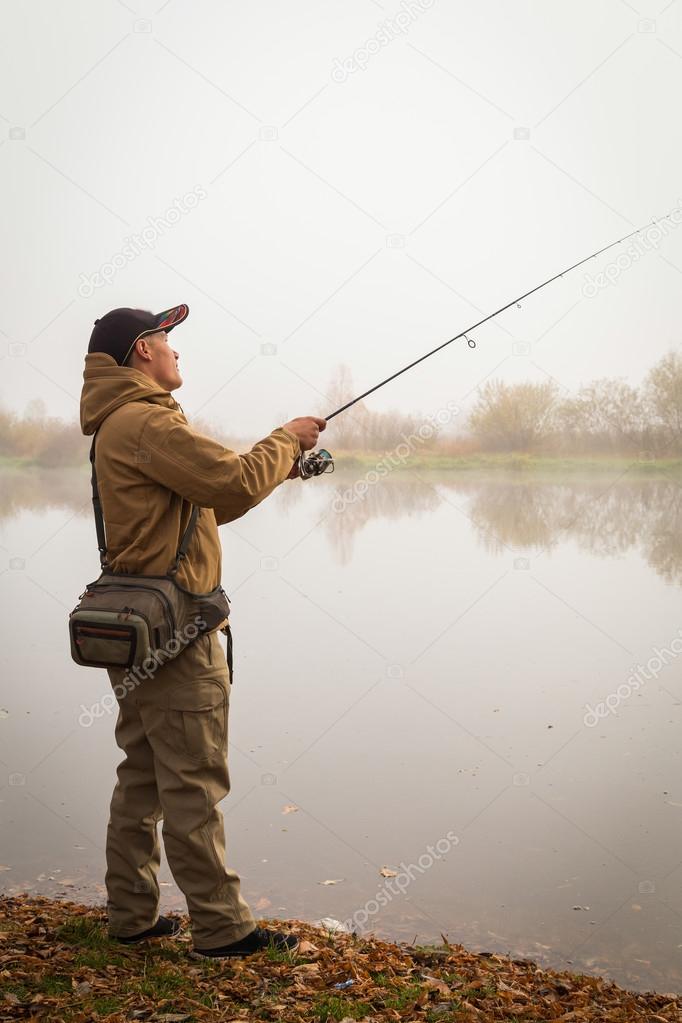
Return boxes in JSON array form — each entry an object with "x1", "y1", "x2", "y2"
[{"x1": 2, "y1": 465, "x2": 682, "y2": 993}]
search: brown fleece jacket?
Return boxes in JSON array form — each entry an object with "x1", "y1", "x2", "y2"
[{"x1": 80, "y1": 353, "x2": 300, "y2": 595}]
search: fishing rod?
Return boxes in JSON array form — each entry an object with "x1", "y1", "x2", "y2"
[{"x1": 299, "y1": 212, "x2": 676, "y2": 479}]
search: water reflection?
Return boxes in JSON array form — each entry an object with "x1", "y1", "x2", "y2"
[
  {"x1": 0, "y1": 468, "x2": 88, "y2": 521},
  {"x1": 3, "y1": 464, "x2": 682, "y2": 992},
  {"x1": 324, "y1": 478, "x2": 441, "y2": 565},
  {"x1": 324, "y1": 470, "x2": 682, "y2": 585},
  {"x1": 2, "y1": 466, "x2": 681, "y2": 585},
  {"x1": 459, "y1": 476, "x2": 682, "y2": 585}
]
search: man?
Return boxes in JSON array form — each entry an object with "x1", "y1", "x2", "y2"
[{"x1": 79, "y1": 303, "x2": 325, "y2": 958}]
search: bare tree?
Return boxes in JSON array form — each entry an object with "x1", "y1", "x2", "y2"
[
  {"x1": 469, "y1": 380, "x2": 559, "y2": 451},
  {"x1": 557, "y1": 378, "x2": 647, "y2": 454},
  {"x1": 645, "y1": 351, "x2": 682, "y2": 453},
  {"x1": 320, "y1": 364, "x2": 368, "y2": 450},
  {"x1": 320, "y1": 365, "x2": 442, "y2": 452}
]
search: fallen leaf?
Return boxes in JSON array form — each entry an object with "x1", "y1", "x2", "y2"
[
  {"x1": 318, "y1": 878, "x2": 344, "y2": 886},
  {"x1": 293, "y1": 962, "x2": 320, "y2": 978},
  {"x1": 421, "y1": 974, "x2": 451, "y2": 997},
  {"x1": 380, "y1": 866, "x2": 398, "y2": 877},
  {"x1": 282, "y1": 804, "x2": 299, "y2": 814},
  {"x1": 297, "y1": 939, "x2": 319, "y2": 954}
]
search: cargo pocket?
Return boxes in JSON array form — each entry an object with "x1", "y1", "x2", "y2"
[{"x1": 165, "y1": 679, "x2": 227, "y2": 762}]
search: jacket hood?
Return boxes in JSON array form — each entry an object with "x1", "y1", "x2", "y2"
[{"x1": 80, "y1": 352, "x2": 179, "y2": 435}]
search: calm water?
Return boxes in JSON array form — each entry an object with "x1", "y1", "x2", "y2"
[{"x1": 1, "y1": 465, "x2": 682, "y2": 993}]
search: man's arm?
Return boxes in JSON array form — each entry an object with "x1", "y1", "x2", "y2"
[
  {"x1": 136, "y1": 405, "x2": 301, "y2": 520},
  {"x1": 212, "y1": 430, "x2": 301, "y2": 524}
]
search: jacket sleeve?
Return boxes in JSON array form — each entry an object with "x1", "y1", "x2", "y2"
[{"x1": 137, "y1": 405, "x2": 300, "y2": 524}]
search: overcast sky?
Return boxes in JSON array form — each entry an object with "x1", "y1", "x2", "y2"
[{"x1": 1, "y1": 0, "x2": 681, "y2": 440}]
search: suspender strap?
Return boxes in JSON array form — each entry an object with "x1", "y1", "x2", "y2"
[{"x1": 89, "y1": 430, "x2": 199, "y2": 575}]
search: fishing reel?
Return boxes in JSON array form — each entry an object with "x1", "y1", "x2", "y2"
[{"x1": 299, "y1": 448, "x2": 334, "y2": 480}]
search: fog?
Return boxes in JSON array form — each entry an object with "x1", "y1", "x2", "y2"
[
  {"x1": 1, "y1": 0, "x2": 681, "y2": 438},
  {"x1": 3, "y1": 0, "x2": 682, "y2": 997}
]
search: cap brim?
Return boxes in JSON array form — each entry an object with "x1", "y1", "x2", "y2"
[
  {"x1": 153, "y1": 303, "x2": 189, "y2": 333},
  {"x1": 121, "y1": 304, "x2": 190, "y2": 363}
]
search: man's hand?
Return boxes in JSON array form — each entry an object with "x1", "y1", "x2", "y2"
[{"x1": 281, "y1": 416, "x2": 327, "y2": 452}]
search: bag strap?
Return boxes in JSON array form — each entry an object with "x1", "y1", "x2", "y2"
[
  {"x1": 89, "y1": 435, "x2": 108, "y2": 569},
  {"x1": 169, "y1": 504, "x2": 199, "y2": 576},
  {"x1": 89, "y1": 431, "x2": 199, "y2": 575}
]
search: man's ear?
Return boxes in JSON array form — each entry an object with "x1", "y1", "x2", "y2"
[{"x1": 134, "y1": 336, "x2": 154, "y2": 362}]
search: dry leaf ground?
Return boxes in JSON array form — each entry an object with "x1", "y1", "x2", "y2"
[{"x1": 0, "y1": 895, "x2": 680, "y2": 1022}]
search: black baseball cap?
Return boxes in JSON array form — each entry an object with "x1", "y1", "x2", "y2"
[{"x1": 88, "y1": 303, "x2": 189, "y2": 366}]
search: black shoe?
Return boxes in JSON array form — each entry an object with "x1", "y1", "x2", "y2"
[
  {"x1": 192, "y1": 926, "x2": 299, "y2": 959},
  {"x1": 114, "y1": 915, "x2": 182, "y2": 944}
]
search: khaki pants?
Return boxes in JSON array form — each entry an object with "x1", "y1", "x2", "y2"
[{"x1": 105, "y1": 629, "x2": 256, "y2": 949}]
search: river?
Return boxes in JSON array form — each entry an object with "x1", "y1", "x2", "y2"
[{"x1": 1, "y1": 464, "x2": 681, "y2": 993}]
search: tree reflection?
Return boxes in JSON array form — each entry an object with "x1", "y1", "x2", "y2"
[
  {"x1": 2, "y1": 466, "x2": 681, "y2": 585},
  {"x1": 320, "y1": 470, "x2": 682, "y2": 584}
]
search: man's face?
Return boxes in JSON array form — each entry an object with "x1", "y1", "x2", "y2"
[{"x1": 133, "y1": 330, "x2": 183, "y2": 391}]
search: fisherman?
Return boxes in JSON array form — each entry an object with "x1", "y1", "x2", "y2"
[{"x1": 79, "y1": 304, "x2": 325, "y2": 958}]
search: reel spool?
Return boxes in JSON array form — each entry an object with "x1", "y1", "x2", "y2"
[{"x1": 299, "y1": 448, "x2": 334, "y2": 479}]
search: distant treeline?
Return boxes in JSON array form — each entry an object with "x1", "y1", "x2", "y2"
[
  {"x1": 1, "y1": 351, "x2": 681, "y2": 466},
  {"x1": 0, "y1": 401, "x2": 87, "y2": 467},
  {"x1": 465, "y1": 350, "x2": 682, "y2": 456},
  {"x1": 322, "y1": 353, "x2": 682, "y2": 458},
  {"x1": 0, "y1": 400, "x2": 242, "y2": 468}
]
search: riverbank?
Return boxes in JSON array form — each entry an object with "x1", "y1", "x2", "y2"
[
  {"x1": 3, "y1": 452, "x2": 682, "y2": 475},
  {"x1": 0, "y1": 895, "x2": 680, "y2": 1022},
  {"x1": 335, "y1": 452, "x2": 682, "y2": 474}
]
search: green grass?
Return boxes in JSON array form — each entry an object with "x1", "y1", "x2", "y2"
[
  {"x1": 379, "y1": 980, "x2": 425, "y2": 1010},
  {"x1": 55, "y1": 915, "x2": 111, "y2": 949},
  {"x1": 424, "y1": 1009, "x2": 462, "y2": 1022},
  {"x1": 370, "y1": 970, "x2": 391, "y2": 986},
  {"x1": 72, "y1": 948, "x2": 127, "y2": 969},
  {"x1": 36, "y1": 975, "x2": 73, "y2": 996},
  {"x1": 263, "y1": 941, "x2": 301, "y2": 964},
  {"x1": 137, "y1": 964, "x2": 194, "y2": 999},
  {"x1": 90, "y1": 995, "x2": 123, "y2": 1015},
  {"x1": 3, "y1": 983, "x2": 31, "y2": 1001},
  {"x1": 313, "y1": 994, "x2": 374, "y2": 1021}
]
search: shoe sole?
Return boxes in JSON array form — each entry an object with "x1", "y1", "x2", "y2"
[
  {"x1": 189, "y1": 938, "x2": 300, "y2": 960},
  {"x1": 115, "y1": 925, "x2": 182, "y2": 945}
]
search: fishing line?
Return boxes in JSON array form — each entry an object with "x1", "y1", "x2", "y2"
[
  {"x1": 326, "y1": 213, "x2": 675, "y2": 421},
  {"x1": 299, "y1": 212, "x2": 677, "y2": 478}
]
